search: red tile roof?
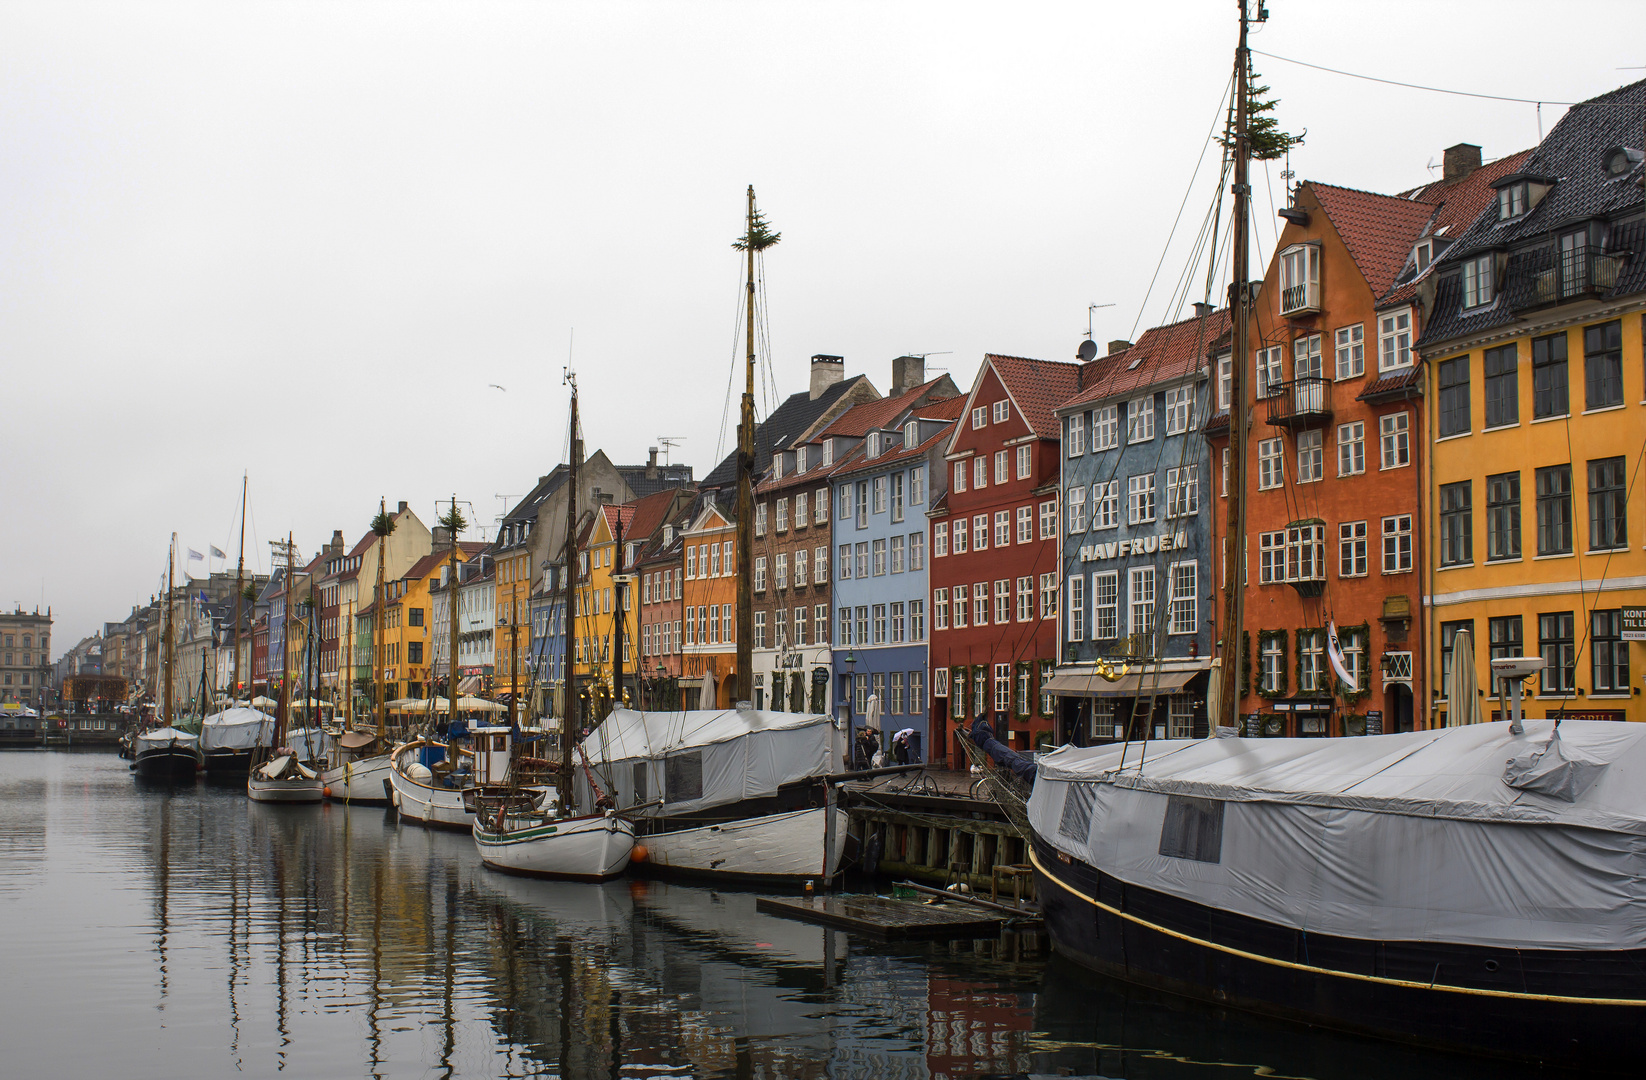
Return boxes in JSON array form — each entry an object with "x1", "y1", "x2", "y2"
[
  {"x1": 915, "y1": 393, "x2": 970, "y2": 422},
  {"x1": 1058, "y1": 308, "x2": 1230, "y2": 410},
  {"x1": 986, "y1": 354, "x2": 1083, "y2": 438},
  {"x1": 816, "y1": 376, "x2": 952, "y2": 439},
  {"x1": 621, "y1": 487, "x2": 681, "y2": 543},
  {"x1": 1310, "y1": 182, "x2": 1438, "y2": 297},
  {"x1": 401, "y1": 542, "x2": 487, "y2": 584},
  {"x1": 1380, "y1": 148, "x2": 1535, "y2": 306}
]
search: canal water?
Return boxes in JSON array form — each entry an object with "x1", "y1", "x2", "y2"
[{"x1": 0, "y1": 751, "x2": 1579, "y2": 1079}]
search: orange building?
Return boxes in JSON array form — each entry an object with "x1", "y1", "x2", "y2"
[
  {"x1": 677, "y1": 494, "x2": 739, "y2": 710},
  {"x1": 1209, "y1": 148, "x2": 1525, "y2": 737}
]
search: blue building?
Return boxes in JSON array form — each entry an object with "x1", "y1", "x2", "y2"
[
  {"x1": 826, "y1": 383, "x2": 964, "y2": 762},
  {"x1": 1051, "y1": 311, "x2": 1227, "y2": 745}
]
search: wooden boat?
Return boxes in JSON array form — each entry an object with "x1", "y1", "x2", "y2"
[
  {"x1": 320, "y1": 731, "x2": 392, "y2": 804},
  {"x1": 388, "y1": 736, "x2": 484, "y2": 829},
  {"x1": 246, "y1": 533, "x2": 323, "y2": 804},
  {"x1": 199, "y1": 706, "x2": 274, "y2": 776},
  {"x1": 132, "y1": 725, "x2": 203, "y2": 781}
]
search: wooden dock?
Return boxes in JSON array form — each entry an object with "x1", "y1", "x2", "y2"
[{"x1": 756, "y1": 893, "x2": 1010, "y2": 941}]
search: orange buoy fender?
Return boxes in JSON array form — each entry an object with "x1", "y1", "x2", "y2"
[{"x1": 630, "y1": 844, "x2": 648, "y2": 864}]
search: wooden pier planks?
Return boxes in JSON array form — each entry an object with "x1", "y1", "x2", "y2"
[{"x1": 756, "y1": 894, "x2": 1008, "y2": 941}]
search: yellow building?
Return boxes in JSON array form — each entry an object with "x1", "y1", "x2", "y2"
[
  {"x1": 377, "y1": 543, "x2": 484, "y2": 702},
  {"x1": 1419, "y1": 81, "x2": 1644, "y2": 724},
  {"x1": 573, "y1": 503, "x2": 637, "y2": 717}
]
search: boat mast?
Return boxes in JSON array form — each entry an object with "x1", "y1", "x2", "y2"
[
  {"x1": 735, "y1": 185, "x2": 757, "y2": 707},
  {"x1": 562, "y1": 373, "x2": 580, "y2": 802},
  {"x1": 277, "y1": 532, "x2": 294, "y2": 748},
  {"x1": 612, "y1": 513, "x2": 626, "y2": 712},
  {"x1": 447, "y1": 493, "x2": 461, "y2": 732},
  {"x1": 231, "y1": 474, "x2": 246, "y2": 706},
  {"x1": 1219, "y1": 0, "x2": 1252, "y2": 733},
  {"x1": 374, "y1": 498, "x2": 388, "y2": 741},
  {"x1": 163, "y1": 534, "x2": 176, "y2": 726}
]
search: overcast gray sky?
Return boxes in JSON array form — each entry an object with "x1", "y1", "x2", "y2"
[{"x1": 5, "y1": 0, "x2": 1639, "y2": 651}]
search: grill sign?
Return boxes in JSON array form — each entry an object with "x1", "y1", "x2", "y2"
[{"x1": 1622, "y1": 607, "x2": 1646, "y2": 642}]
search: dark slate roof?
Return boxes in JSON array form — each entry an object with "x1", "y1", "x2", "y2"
[
  {"x1": 1419, "y1": 79, "x2": 1646, "y2": 346},
  {"x1": 618, "y1": 462, "x2": 695, "y2": 500},
  {"x1": 1380, "y1": 149, "x2": 1536, "y2": 307},
  {"x1": 701, "y1": 377, "x2": 868, "y2": 488}
]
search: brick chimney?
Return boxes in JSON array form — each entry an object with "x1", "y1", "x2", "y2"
[
  {"x1": 647, "y1": 447, "x2": 659, "y2": 480},
  {"x1": 329, "y1": 529, "x2": 344, "y2": 558},
  {"x1": 1108, "y1": 339, "x2": 1133, "y2": 356},
  {"x1": 432, "y1": 526, "x2": 452, "y2": 552},
  {"x1": 397, "y1": 500, "x2": 409, "y2": 514},
  {"x1": 891, "y1": 355, "x2": 925, "y2": 397},
  {"x1": 810, "y1": 354, "x2": 844, "y2": 399},
  {"x1": 1443, "y1": 143, "x2": 1481, "y2": 183}
]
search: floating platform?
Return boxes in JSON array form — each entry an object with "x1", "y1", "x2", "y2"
[{"x1": 756, "y1": 893, "x2": 1010, "y2": 941}]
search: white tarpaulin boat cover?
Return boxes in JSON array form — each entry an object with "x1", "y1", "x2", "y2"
[
  {"x1": 578, "y1": 708, "x2": 842, "y2": 816},
  {"x1": 136, "y1": 726, "x2": 199, "y2": 750},
  {"x1": 283, "y1": 727, "x2": 332, "y2": 759},
  {"x1": 1029, "y1": 720, "x2": 1646, "y2": 950},
  {"x1": 199, "y1": 708, "x2": 275, "y2": 751}
]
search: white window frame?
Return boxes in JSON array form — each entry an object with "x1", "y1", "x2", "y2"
[
  {"x1": 1168, "y1": 562, "x2": 1197, "y2": 636},
  {"x1": 972, "y1": 406, "x2": 986, "y2": 429},
  {"x1": 1093, "y1": 404, "x2": 1119, "y2": 450},
  {"x1": 1462, "y1": 255, "x2": 1494, "y2": 309},
  {"x1": 1016, "y1": 505, "x2": 1032, "y2": 543},
  {"x1": 933, "y1": 522, "x2": 947, "y2": 558},
  {"x1": 994, "y1": 450, "x2": 1008, "y2": 485},
  {"x1": 952, "y1": 460, "x2": 967, "y2": 493},
  {"x1": 1015, "y1": 443, "x2": 1031, "y2": 479},
  {"x1": 1257, "y1": 437, "x2": 1284, "y2": 490},
  {"x1": 1378, "y1": 308, "x2": 1413, "y2": 372},
  {"x1": 1279, "y1": 242, "x2": 1320, "y2": 315},
  {"x1": 1164, "y1": 386, "x2": 1192, "y2": 435},
  {"x1": 1126, "y1": 396, "x2": 1155, "y2": 443},
  {"x1": 1382, "y1": 514, "x2": 1413, "y2": 574},
  {"x1": 1256, "y1": 346, "x2": 1284, "y2": 399},
  {"x1": 972, "y1": 456, "x2": 987, "y2": 490},
  {"x1": 1296, "y1": 429, "x2": 1324, "y2": 484},
  {"x1": 1067, "y1": 486, "x2": 1087, "y2": 532},
  {"x1": 1339, "y1": 520, "x2": 1368, "y2": 578},
  {"x1": 1165, "y1": 466, "x2": 1198, "y2": 518},
  {"x1": 1337, "y1": 421, "x2": 1365, "y2": 477},
  {"x1": 1093, "y1": 481, "x2": 1120, "y2": 529},
  {"x1": 1128, "y1": 566, "x2": 1156, "y2": 639},
  {"x1": 1093, "y1": 571, "x2": 1119, "y2": 640},
  {"x1": 1067, "y1": 414, "x2": 1086, "y2": 456},
  {"x1": 1259, "y1": 530, "x2": 1285, "y2": 585},
  {"x1": 1127, "y1": 473, "x2": 1156, "y2": 524},
  {"x1": 992, "y1": 399, "x2": 1009, "y2": 424},
  {"x1": 1379, "y1": 412, "x2": 1410, "y2": 470},
  {"x1": 1334, "y1": 323, "x2": 1364, "y2": 380},
  {"x1": 1067, "y1": 575, "x2": 1085, "y2": 642},
  {"x1": 1039, "y1": 500, "x2": 1058, "y2": 539}
]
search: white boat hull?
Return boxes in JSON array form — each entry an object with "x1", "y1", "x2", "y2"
[
  {"x1": 475, "y1": 812, "x2": 635, "y2": 881},
  {"x1": 389, "y1": 767, "x2": 473, "y2": 830},
  {"x1": 636, "y1": 806, "x2": 848, "y2": 883},
  {"x1": 322, "y1": 754, "x2": 392, "y2": 805},
  {"x1": 247, "y1": 774, "x2": 325, "y2": 803}
]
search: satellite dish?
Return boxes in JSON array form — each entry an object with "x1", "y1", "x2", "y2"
[{"x1": 1076, "y1": 339, "x2": 1098, "y2": 362}]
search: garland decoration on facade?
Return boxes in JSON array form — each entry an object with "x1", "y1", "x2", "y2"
[
  {"x1": 1334, "y1": 622, "x2": 1371, "y2": 705},
  {"x1": 1255, "y1": 629, "x2": 1288, "y2": 699}
]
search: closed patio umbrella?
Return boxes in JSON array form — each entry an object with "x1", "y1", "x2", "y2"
[{"x1": 1448, "y1": 630, "x2": 1485, "y2": 726}]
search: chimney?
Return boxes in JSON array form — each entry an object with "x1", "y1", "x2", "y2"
[
  {"x1": 647, "y1": 446, "x2": 658, "y2": 480},
  {"x1": 397, "y1": 500, "x2": 409, "y2": 514},
  {"x1": 1107, "y1": 339, "x2": 1133, "y2": 356},
  {"x1": 810, "y1": 354, "x2": 845, "y2": 399},
  {"x1": 891, "y1": 355, "x2": 925, "y2": 397},
  {"x1": 1192, "y1": 302, "x2": 1213, "y2": 319},
  {"x1": 1443, "y1": 143, "x2": 1482, "y2": 183},
  {"x1": 433, "y1": 526, "x2": 454, "y2": 552},
  {"x1": 330, "y1": 529, "x2": 344, "y2": 557}
]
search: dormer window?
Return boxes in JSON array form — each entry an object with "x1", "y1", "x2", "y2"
[
  {"x1": 903, "y1": 420, "x2": 918, "y2": 448},
  {"x1": 796, "y1": 445, "x2": 807, "y2": 473},
  {"x1": 822, "y1": 438, "x2": 834, "y2": 466},
  {"x1": 1278, "y1": 243, "x2": 1320, "y2": 316},
  {"x1": 1462, "y1": 254, "x2": 1495, "y2": 308},
  {"x1": 1414, "y1": 240, "x2": 1433, "y2": 272},
  {"x1": 1498, "y1": 183, "x2": 1527, "y2": 220},
  {"x1": 773, "y1": 454, "x2": 784, "y2": 480},
  {"x1": 1603, "y1": 146, "x2": 1643, "y2": 178}
]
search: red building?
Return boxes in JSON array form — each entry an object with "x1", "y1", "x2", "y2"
[{"x1": 929, "y1": 354, "x2": 1084, "y2": 762}]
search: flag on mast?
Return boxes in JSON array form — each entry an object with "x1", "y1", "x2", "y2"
[
  {"x1": 187, "y1": 549, "x2": 204, "y2": 562},
  {"x1": 210, "y1": 545, "x2": 226, "y2": 559}
]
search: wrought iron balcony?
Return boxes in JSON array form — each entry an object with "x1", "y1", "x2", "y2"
[
  {"x1": 1528, "y1": 252, "x2": 1621, "y2": 306},
  {"x1": 1279, "y1": 281, "x2": 1319, "y2": 317},
  {"x1": 1265, "y1": 376, "x2": 1333, "y2": 429}
]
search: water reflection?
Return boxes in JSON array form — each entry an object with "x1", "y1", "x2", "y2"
[{"x1": 0, "y1": 752, "x2": 1583, "y2": 1079}]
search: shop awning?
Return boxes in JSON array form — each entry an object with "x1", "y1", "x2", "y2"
[
  {"x1": 457, "y1": 677, "x2": 482, "y2": 695},
  {"x1": 1045, "y1": 669, "x2": 1202, "y2": 698}
]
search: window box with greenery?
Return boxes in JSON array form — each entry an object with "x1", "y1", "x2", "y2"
[{"x1": 1334, "y1": 622, "x2": 1371, "y2": 705}]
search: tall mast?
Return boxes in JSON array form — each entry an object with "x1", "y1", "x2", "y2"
[
  {"x1": 277, "y1": 532, "x2": 294, "y2": 747},
  {"x1": 562, "y1": 374, "x2": 580, "y2": 793},
  {"x1": 163, "y1": 534, "x2": 176, "y2": 726},
  {"x1": 231, "y1": 474, "x2": 246, "y2": 705},
  {"x1": 447, "y1": 494, "x2": 461, "y2": 730},
  {"x1": 735, "y1": 185, "x2": 757, "y2": 706},
  {"x1": 612, "y1": 513, "x2": 626, "y2": 713},
  {"x1": 1219, "y1": 0, "x2": 1252, "y2": 733},
  {"x1": 374, "y1": 498, "x2": 388, "y2": 740}
]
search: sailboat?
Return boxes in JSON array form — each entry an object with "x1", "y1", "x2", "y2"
[
  {"x1": 202, "y1": 477, "x2": 277, "y2": 776},
  {"x1": 1023, "y1": 3, "x2": 1646, "y2": 1066},
  {"x1": 133, "y1": 534, "x2": 205, "y2": 781},
  {"x1": 323, "y1": 500, "x2": 398, "y2": 804},
  {"x1": 569, "y1": 188, "x2": 851, "y2": 884},
  {"x1": 472, "y1": 371, "x2": 635, "y2": 880},
  {"x1": 247, "y1": 532, "x2": 324, "y2": 803}
]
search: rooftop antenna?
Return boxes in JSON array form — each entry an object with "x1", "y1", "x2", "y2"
[
  {"x1": 495, "y1": 494, "x2": 514, "y2": 525},
  {"x1": 656, "y1": 436, "x2": 685, "y2": 465},
  {"x1": 1078, "y1": 303, "x2": 1117, "y2": 361}
]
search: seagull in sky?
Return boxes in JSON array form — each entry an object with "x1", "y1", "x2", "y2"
[{"x1": 487, "y1": 384, "x2": 507, "y2": 392}]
